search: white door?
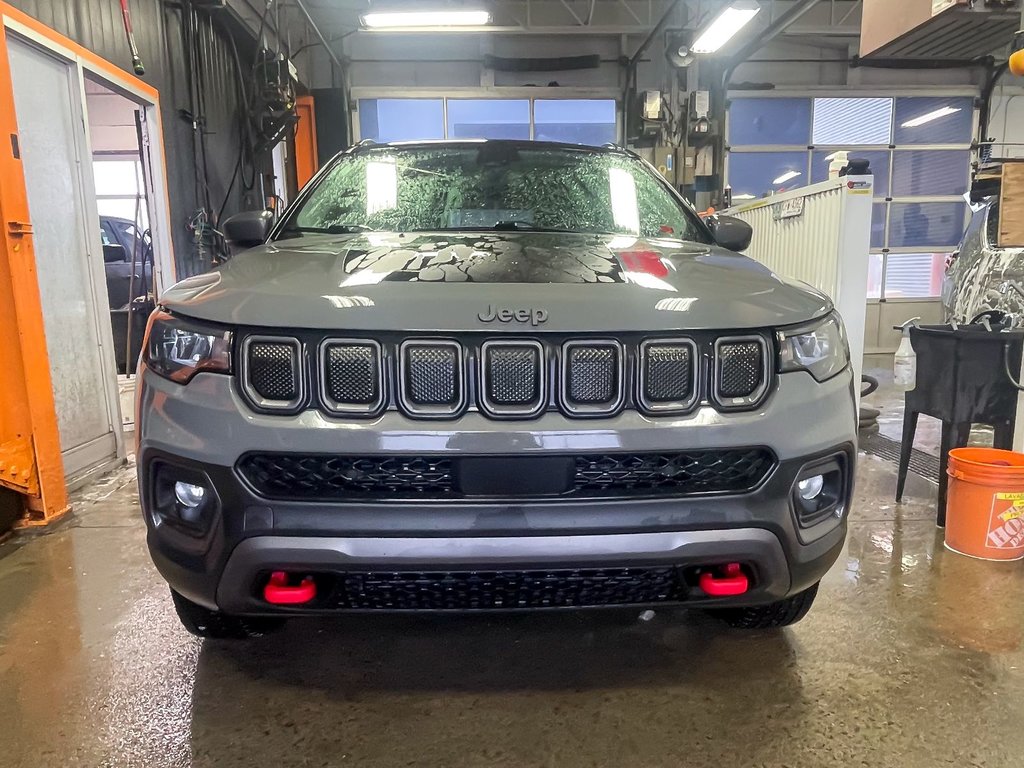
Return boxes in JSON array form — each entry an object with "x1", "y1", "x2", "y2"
[{"x1": 7, "y1": 36, "x2": 122, "y2": 480}]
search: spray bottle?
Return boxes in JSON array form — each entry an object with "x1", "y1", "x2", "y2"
[{"x1": 893, "y1": 317, "x2": 921, "y2": 391}]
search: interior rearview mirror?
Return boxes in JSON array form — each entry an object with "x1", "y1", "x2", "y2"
[
  {"x1": 223, "y1": 210, "x2": 275, "y2": 249},
  {"x1": 709, "y1": 215, "x2": 753, "y2": 252}
]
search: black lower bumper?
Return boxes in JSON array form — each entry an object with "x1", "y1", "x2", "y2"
[{"x1": 141, "y1": 445, "x2": 853, "y2": 615}]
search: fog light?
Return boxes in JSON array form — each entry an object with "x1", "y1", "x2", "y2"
[
  {"x1": 174, "y1": 481, "x2": 206, "y2": 508},
  {"x1": 798, "y1": 474, "x2": 824, "y2": 501}
]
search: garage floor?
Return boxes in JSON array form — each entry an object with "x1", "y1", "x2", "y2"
[{"x1": 2, "y1": 427, "x2": 1024, "y2": 766}]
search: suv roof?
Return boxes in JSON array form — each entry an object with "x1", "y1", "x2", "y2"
[{"x1": 348, "y1": 138, "x2": 632, "y2": 157}]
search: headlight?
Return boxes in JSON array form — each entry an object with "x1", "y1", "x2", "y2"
[
  {"x1": 779, "y1": 313, "x2": 849, "y2": 382},
  {"x1": 143, "y1": 310, "x2": 232, "y2": 384}
]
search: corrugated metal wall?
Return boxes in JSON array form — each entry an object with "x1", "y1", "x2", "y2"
[{"x1": 7, "y1": 0, "x2": 263, "y2": 276}]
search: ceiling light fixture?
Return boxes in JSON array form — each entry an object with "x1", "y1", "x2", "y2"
[
  {"x1": 361, "y1": 9, "x2": 492, "y2": 29},
  {"x1": 901, "y1": 106, "x2": 961, "y2": 128},
  {"x1": 773, "y1": 170, "x2": 802, "y2": 185},
  {"x1": 691, "y1": 1, "x2": 761, "y2": 54}
]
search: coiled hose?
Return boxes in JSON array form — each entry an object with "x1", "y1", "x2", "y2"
[{"x1": 859, "y1": 374, "x2": 880, "y2": 433}]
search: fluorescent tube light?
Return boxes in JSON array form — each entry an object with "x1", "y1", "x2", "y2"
[
  {"x1": 691, "y1": 1, "x2": 761, "y2": 54},
  {"x1": 361, "y1": 10, "x2": 491, "y2": 28},
  {"x1": 773, "y1": 170, "x2": 801, "y2": 185},
  {"x1": 901, "y1": 106, "x2": 961, "y2": 128}
]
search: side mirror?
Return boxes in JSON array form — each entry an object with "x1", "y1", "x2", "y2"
[
  {"x1": 709, "y1": 215, "x2": 753, "y2": 252},
  {"x1": 103, "y1": 243, "x2": 129, "y2": 263},
  {"x1": 223, "y1": 210, "x2": 274, "y2": 249}
]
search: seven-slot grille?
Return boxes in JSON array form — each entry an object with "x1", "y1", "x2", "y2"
[
  {"x1": 716, "y1": 338, "x2": 768, "y2": 403},
  {"x1": 239, "y1": 333, "x2": 774, "y2": 418}
]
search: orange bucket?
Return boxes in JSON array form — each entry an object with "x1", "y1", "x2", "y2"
[{"x1": 946, "y1": 447, "x2": 1024, "y2": 561}]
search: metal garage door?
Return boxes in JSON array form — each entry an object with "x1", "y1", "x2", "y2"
[{"x1": 7, "y1": 35, "x2": 121, "y2": 481}]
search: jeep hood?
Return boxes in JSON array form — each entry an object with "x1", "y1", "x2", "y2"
[{"x1": 161, "y1": 231, "x2": 831, "y2": 332}]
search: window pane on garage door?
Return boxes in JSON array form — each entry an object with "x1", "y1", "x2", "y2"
[
  {"x1": 359, "y1": 99, "x2": 444, "y2": 142},
  {"x1": 534, "y1": 100, "x2": 616, "y2": 145},
  {"x1": 811, "y1": 149, "x2": 891, "y2": 197},
  {"x1": 894, "y1": 97, "x2": 974, "y2": 145},
  {"x1": 891, "y1": 150, "x2": 970, "y2": 197},
  {"x1": 883, "y1": 253, "x2": 947, "y2": 298},
  {"x1": 812, "y1": 98, "x2": 893, "y2": 145},
  {"x1": 728, "y1": 98, "x2": 811, "y2": 147},
  {"x1": 872, "y1": 202, "x2": 887, "y2": 250},
  {"x1": 728, "y1": 151, "x2": 808, "y2": 199},
  {"x1": 447, "y1": 99, "x2": 530, "y2": 140},
  {"x1": 888, "y1": 202, "x2": 967, "y2": 249}
]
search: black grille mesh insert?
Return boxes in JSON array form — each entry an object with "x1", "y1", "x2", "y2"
[
  {"x1": 405, "y1": 344, "x2": 459, "y2": 406},
  {"x1": 566, "y1": 344, "x2": 619, "y2": 405},
  {"x1": 486, "y1": 345, "x2": 540, "y2": 406},
  {"x1": 240, "y1": 454, "x2": 454, "y2": 498},
  {"x1": 644, "y1": 344, "x2": 694, "y2": 403},
  {"x1": 248, "y1": 342, "x2": 298, "y2": 401},
  {"x1": 238, "y1": 448, "x2": 775, "y2": 501},
  {"x1": 324, "y1": 343, "x2": 379, "y2": 406},
  {"x1": 718, "y1": 341, "x2": 765, "y2": 399},
  {"x1": 574, "y1": 449, "x2": 774, "y2": 494},
  {"x1": 328, "y1": 568, "x2": 687, "y2": 610}
]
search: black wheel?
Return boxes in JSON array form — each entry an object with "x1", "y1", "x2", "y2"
[
  {"x1": 170, "y1": 589, "x2": 285, "y2": 640},
  {"x1": 710, "y1": 582, "x2": 819, "y2": 630}
]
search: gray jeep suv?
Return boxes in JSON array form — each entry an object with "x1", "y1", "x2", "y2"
[{"x1": 138, "y1": 140, "x2": 856, "y2": 639}]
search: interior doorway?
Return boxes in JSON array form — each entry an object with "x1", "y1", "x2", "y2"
[{"x1": 84, "y1": 77, "x2": 157, "y2": 442}]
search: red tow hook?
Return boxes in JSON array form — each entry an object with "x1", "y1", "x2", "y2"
[
  {"x1": 263, "y1": 571, "x2": 317, "y2": 605},
  {"x1": 699, "y1": 563, "x2": 750, "y2": 597}
]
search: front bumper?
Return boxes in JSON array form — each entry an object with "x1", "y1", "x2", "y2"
[{"x1": 137, "y1": 365, "x2": 857, "y2": 614}]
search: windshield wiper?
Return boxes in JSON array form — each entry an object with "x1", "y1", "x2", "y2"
[
  {"x1": 489, "y1": 221, "x2": 574, "y2": 232},
  {"x1": 279, "y1": 223, "x2": 371, "y2": 237}
]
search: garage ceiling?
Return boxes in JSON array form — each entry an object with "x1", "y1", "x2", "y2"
[{"x1": 299, "y1": 0, "x2": 865, "y2": 43}]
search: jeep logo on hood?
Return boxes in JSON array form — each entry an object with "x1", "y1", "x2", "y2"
[{"x1": 478, "y1": 305, "x2": 549, "y2": 326}]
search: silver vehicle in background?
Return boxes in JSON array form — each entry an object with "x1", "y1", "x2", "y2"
[{"x1": 944, "y1": 199, "x2": 1024, "y2": 326}]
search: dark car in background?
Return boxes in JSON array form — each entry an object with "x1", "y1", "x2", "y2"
[{"x1": 101, "y1": 215, "x2": 153, "y2": 374}]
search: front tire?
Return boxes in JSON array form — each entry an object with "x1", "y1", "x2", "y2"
[
  {"x1": 710, "y1": 582, "x2": 819, "y2": 629},
  {"x1": 170, "y1": 589, "x2": 284, "y2": 639}
]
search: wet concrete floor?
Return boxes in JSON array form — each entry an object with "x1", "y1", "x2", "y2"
[{"x1": 1, "y1": 454, "x2": 1023, "y2": 767}]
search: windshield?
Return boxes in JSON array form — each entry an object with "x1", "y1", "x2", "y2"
[{"x1": 278, "y1": 144, "x2": 710, "y2": 243}]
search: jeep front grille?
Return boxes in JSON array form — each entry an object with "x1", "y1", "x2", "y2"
[
  {"x1": 326, "y1": 568, "x2": 688, "y2": 610},
  {"x1": 237, "y1": 331, "x2": 776, "y2": 419},
  {"x1": 237, "y1": 448, "x2": 776, "y2": 501}
]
